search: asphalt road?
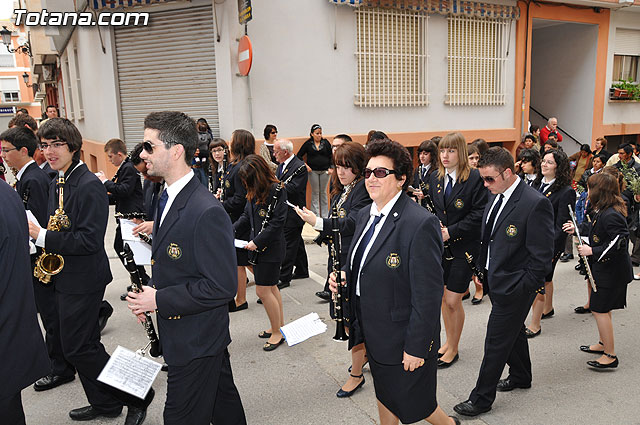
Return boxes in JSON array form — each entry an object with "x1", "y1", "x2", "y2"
[{"x1": 21, "y1": 215, "x2": 640, "y2": 425}]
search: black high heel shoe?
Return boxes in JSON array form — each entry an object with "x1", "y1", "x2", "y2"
[
  {"x1": 587, "y1": 352, "x2": 618, "y2": 369},
  {"x1": 336, "y1": 374, "x2": 365, "y2": 398}
]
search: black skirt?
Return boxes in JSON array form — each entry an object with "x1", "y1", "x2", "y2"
[
  {"x1": 442, "y1": 257, "x2": 473, "y2": 294},
  {"x1": 253, "y1": 261, "x2": 280, "y2": 286},
  {"x1": 236, "y1": 247, "x2": 249, "y2": 266},
  {"x1": 544, "y1": 251, "x2": 563, "y2": 283},
  {"x1": 590, "y1": 284, "x2": 627, "y2": 313}
]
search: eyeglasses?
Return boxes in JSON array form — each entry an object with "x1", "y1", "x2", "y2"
[
  {"x1": 364, "y1": 167, "x2": 399, "y2": 179},
  {"x1": 39, "y1": 140, "x2": 67, "y2": 150},
  {"x1": 1, "y1": 147, "x2": 17, "y2": 154},
  {"x1": 480, "y1": 169, "x2": 506, "y2": 183},
  {"x1": 211, "y1": 147, "x2": 226, "y2": 154}
]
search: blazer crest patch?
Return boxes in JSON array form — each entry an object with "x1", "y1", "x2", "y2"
[
  {"x1": 506, "y1": 224, "x2": 518, "y2": 237},
  {"x1": 454, "y1": 199, "x2": 464, "y2": 209},
  {"x1": 386, "y1": 253, "x2": 401, "y2": 269},
  {"x1": 258, "y1": 209, "x2": 267, "y2": 217},
  {"x1": 167, "y1": 243, "x2": 182, "y2": 260},
  {"x1": 592, "y1": 234, "x2": 600, "y2": 244},
  {"x1": 224, "y1": 180, "x2": 231, "y2": 189},
  {"x1": 338, "y1": 208, "x2": 347, "y2": 218}
]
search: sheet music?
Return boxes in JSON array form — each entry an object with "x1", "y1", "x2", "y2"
[
  {"x1": 25, "y1": 210, "x2": 40, "y2": 254},
  {"x1": 120, "y1": 219, "x2": 138, "y2": 242},
  {"x1": 280, "y1": 312, "x2": 327, "y2": 346},
  {"x1": 234, "y1": 239, "x2": 249, "y2": 249},
  {"x1": 128, "y1": 240, "x2": 151, "y2": 265},
  {"x1": 26, "y1": 209, "x2": 42, "y2": 228},
  {"x1": 97, "y1": 345, "x2": 162, "y2": 399}
]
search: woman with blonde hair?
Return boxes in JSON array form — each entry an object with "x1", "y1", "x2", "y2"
[{"x1": 428, "y1": 132, "x2": 487, "y2": 368}]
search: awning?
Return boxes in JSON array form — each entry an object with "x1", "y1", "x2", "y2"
[
  {"x1": 91, "y1": 0, "x2": 180, "y2": 10},
  {"x1": 329, "y1": 0, "x2": 520, "y2": 20}
]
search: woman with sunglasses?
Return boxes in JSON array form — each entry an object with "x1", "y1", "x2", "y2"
[
  {"x1": 524, "y1": 149, "x2": 574, "y2": 337},
  {"x1": 428, "y1": 132, "x2": 487, "y2": 368},
  {"x1": 297, "y1": 124, "x2": 332, "y2": 217},
  {"x1": 296, "y1": 142, "x2": 372, "y2": 398},
  {"x1": 329, "y1": 139, "x2": 459, "y2": 425},
  {"x1": 218, "y1": 129, "x2": 255, "y2": 312},
  {"x1": 234, "y1": 155, "x2": 288, "y2": 351},
  {"x1": 562, "y1": 172, "x2": 632, "y2": 369},
  {"x1": 260, "y1": 125, "x2": 279, "y2": 173},
  {"x1": 412, "y1": 140, "x2": 438, "y2": 208}
]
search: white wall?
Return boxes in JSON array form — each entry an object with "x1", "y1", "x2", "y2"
[
  {"x1": 603, "y1": 9, "x2": 640, "y2": 126},
  {"x1": 531, "y1": 21, "x2": 598, "y2": 152},
  {"x1": 216, "y1": 0, "x2": 518, "y2": 141}
]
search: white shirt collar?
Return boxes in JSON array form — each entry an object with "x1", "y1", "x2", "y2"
[
  {"x1": 164, "y1": 170, "x2": 194, "y2": 199},
  {"x1": 370, "y1": 190, "x2": 403, "y2": 217},
  {"x1": 282, "y1": 154, "x2": 294, "y2": 170},
  {"x1": 525, "y1": 173, "x2": 536, "y2": 181},
  {"x1": 541, "y1": 177, "x2": 555, "y2": 186},
  {"x1": 446, "y1": 168, "x2": 457, "y2": 184},
  {"x1": 501, "y1": 175, "x2": 521, "y2": 201},
  {"x1": 16, "y1": 159, "x2": 35, "y2": 181}
]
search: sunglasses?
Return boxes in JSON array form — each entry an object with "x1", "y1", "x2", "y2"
[
  {"x1": 364, "y1": 167, "x2": 399, "y2": 179},
  {"x1": 270, "y1": 131, "x2": 277, "y2": 135},
  {"x1": 480, "y1": 169, "x2": 506, "y2": 183},
  {"x1": 142, "y1": 141, "x2": 173, "y2": 154}
]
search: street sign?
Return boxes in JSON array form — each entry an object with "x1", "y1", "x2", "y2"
[
  {"x1": 238, "y1": 35, "x2": 253, "y2": 76},
  {"x1": 238, "y1": 0, "x2": 252, "y2": 25},
  {"x1": 0, "y1": 107, "x2": 16, "y2": 114}
]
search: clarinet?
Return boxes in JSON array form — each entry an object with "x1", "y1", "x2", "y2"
[
  {"x1": 248, "y1": 183, "x2": 282, "y2": 265},
  {"x1": 464, "y1": 252, "x2": 485, "y2": 285},
  {"x1": 281, "y1": 164, "x2": 307, "y2": 185},
  {"x1": 219, "y1": 152, "x2": 228, "y2": 202},
  {"x1": 568, "y1": 205, "x2": 597, "y2": 292},
  {"x1": 424, "y1": 195, "x2": 454, "y2": 260},
  {"x1": 122, "y1": 244, "x2": 162, "y2": 357},
  {"x1": 331, "y1": 205, "x2": 348, "y2": 341}
]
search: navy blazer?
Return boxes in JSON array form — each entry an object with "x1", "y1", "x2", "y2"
[
  {"x1": 103, "y1": 159, "x2": 144, "y2": 214},
  {"x1": 539, "y1": 183, "x2": 576, "y2": 255},
  {"x1": 233, "y1": 183, "x2": 287, "y2": 263},
  {"x1": 479, "y1": 180, "x2": 554, "y2": 300},
  {"x1": 429, "y1": 168, "x2": 488, "y2": 257},
  {"x1": 44, "y1": 164, "x2": 113, "y2": 294},
  {"x1": 152, "y1": 176, "x2": 237, "y2": 367},
  {"x1": 346, "y1": 194, "x2": 444, "y2": 364},
  {"x1": 318, "y1": 179, "x2": 371, "y2": 262},
  {"x1": 222, "y1": 161, "x2": 247, "y2": 224},
  {"x1": 581, "y1": 207, "x2": 633, "y2": 288},
  {"x1": 142, "y1": 179, "x2": 163, "y2": 220},
  {"x1": 16, "y1": 161, "x2": 50, "y2": 229},
  {"x1": 41, "y1": 161, "x2": 57, "y2": 180},
  {"x1": 0, "y1": 180, "x2": 49, "y2": 398},
  {"x1": 278, "y1": 155, "x2": 308, "y2": 228}
]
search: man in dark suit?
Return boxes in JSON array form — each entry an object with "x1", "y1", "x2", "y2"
[
  {"x1": 27, "y1": 118, "x2": 153, "y2": 425},
  {"x1": 273, "y1": 139, "x2": 309, "y2": 288},
  {"x1": 0, "y1": 176, "x2": 50, "y2": 424},
  {"x1": 0, "y1": 126, "x2": 77, "y2": 392},
  {"x1": 127, "y1": 111, "x2": 246, "y2": 425},
  {"x1": 454, "y1": 147, "x2": 553, "y2": 417}
]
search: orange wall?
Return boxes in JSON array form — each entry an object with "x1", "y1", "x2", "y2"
[{"x1": 80, "y1": 139, "x2": 117, "y2": 176}]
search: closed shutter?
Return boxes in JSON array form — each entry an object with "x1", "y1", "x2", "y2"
[
  {"x1": 615, "y1": 29, "x2": 640, "y2": 56},
  {"x1": 114, "y1": 5, "x2": 220, "y2": 151}
]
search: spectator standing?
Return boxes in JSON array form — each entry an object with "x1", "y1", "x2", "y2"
[
  {"x1": 540, "y1": 117, "x2": 563, "y2": 145},
  {"x1": 260, "y1": 125, "x2": 279, "y2": 173},
  {"x1": 297, "y1": 124, "x2": 332, "y2": 217},
  {"x1": 568, "y1": 144, "x2": 593, "y2": 186}
]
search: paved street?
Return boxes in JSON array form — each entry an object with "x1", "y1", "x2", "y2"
[{"x1": 22, "y1": 210, "x2": 640, "y2": 425}]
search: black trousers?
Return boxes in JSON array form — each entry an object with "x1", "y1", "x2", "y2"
[
  {"x1": 0, "y1": 392, "x2": 25, "y2": 425},
  {"x1": 56, "y1": 289, "x2": 148, "y2": 411},
  {"x1": 469, "y1": 286, "x2": 536, "y2": 408},
  {"x1": 164, "y1": 349, "x2": 246, "y2": 425},
  {"x1": 280, "y1": 225, "x2": 306, "y2": 282},
  {"x1": 115, "y1": 222, "x2": 150, "y2": 285},
  {"x1": 31, "y1": 270, "x2": 75, "y2": 378}
]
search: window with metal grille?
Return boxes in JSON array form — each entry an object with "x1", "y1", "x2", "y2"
[
  {"x1": 447, "y1": 16, "x2": 509, "y2": 106},
  {"x1": 62, "y1": 55, "x2": 75, "y2": 119},
  {"x1": 355, "y1": 7, "x2": 428, "y2": 107}
]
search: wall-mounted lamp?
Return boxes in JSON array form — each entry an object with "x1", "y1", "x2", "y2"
[
  {"x1": 1, "y1": 26, "x2": 32, "y2": 57},
  {"x1": 22, "y1": 72, "x2": 38, "y2": 90}
]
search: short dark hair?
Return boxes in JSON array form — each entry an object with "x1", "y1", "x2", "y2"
[
  {"x1": 130, "y1": 143, "x2": 144, "y2": 165},
  {"x1": 334, "y1": 133, "x2": 352, "y2": 143},
  {"x1": 592, "y1": 153, "x2": 606, "y2": 164},
  {"x1": 9, "y1": 114, "x2": 38, "y2": 131},
  {"x1": 529, "y1": 124, "x2": 540, "y2": 133},
  {"x1": 37, "y1": 118, "x2": 83, "y2": 161},
  {"x1": 478, "y1": 147, "x2": 515, "y2": 172},
  {"x1": 518, "y1": 148, "x2": 541, "y2": 168},
  {"x1": 230, "y1": 129, "x2": 256, "y2": 162},
  {"x1": 472, "y1": 138, "x2": 490, "y2": 155},
  {"x1": 144, "y1": 111, "x2": 197, "y2": 165},
  {"x1": 369, "y1": 131, "x2": 388, "y2": 142},
  {"x1": 46, "y1": 105, "x2": 57, "y2": 111},
  {"x1": 619, "y1": 143, "x2": 633, "y2": 155},
  {"x1": 547, "y1": 132, "x2": 558, "y2": 140},
  {"x1": 580, "y1": 144, "x2": 592, "y2": 154},
  {"x1": 365, "y1": 139, "x2": 413, "y2": 190},
  {"x1": 0, "y1": 126, "x2": 39, "y2": 157},
  {"x1": 523, "y1": 133, "x2": 536, "y2": 143},
  {"x1": 104, "y1": 138, "x2": 127, "y2": 155},
  {"x1": 263, "y1": 124, "x2": 277, "y2": 140},
  {"x1": 430, "y1": 136, "x2": 442, "y2": 146}
]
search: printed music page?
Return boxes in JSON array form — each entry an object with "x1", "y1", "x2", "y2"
[
  {"x1": 280, "y1": 312, "x2": 327, "y2": 346},
  {"x1": 98, "y1": 345, "x2": 162, "y2": 399}
]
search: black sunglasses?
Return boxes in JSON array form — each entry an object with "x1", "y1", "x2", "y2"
[
  {"x1": 364, "y1": 167, "x2": 399, "y2": 179},
  {"x1": 142, "y1": 141, "x2": 173, "y2": 154},
  {"x1": 480, "y1": 169, "x2": 506, "y2": 183}
]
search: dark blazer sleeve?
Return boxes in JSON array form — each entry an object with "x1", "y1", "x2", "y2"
[
  {"x1": 103, "y1": 162, "x2": 139, "y2": 198},
  {"x1": 223, "y1": 165, "x2": 247, "y2": 218},
  {"x1": 23, "y1": 174, "x2": 50, "y2": 228},
  {"x1": 554, "y1": 187, "x2": 576, "y2": 250},
  {"x1": 521, "y1": 196, "x2": 555, "y2": 292},
  {"x1": 404, "y1": 213, "x2": 444, "y2": 359},
  {"x1": 321, "y1": 181, "x2": 371, "y2": 237},
  {"x1": 253, "y1": 189, "x2": 287, "y2": 250},
  {"x1": 447, "y1": 173, "x2": 487, "y2": 239},
  {"x1": 156, "y1": 204, "x2": 237, "y2": 317},
  {"x1": 284, "y1": 161, "x2": 308, "y2": 205},
  {"x1": 45, "y1": 178, "x2": 109, "y2": 256},
  {"x1": 591, "y1": 210, "x2": 629, "y2": 262},
  {"x1": 233, "y1": 202, "x2": 251, "y2": 237}
]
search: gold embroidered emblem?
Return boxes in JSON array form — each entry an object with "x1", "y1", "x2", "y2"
[
  {"x1": 225, "y1": 180, "x2": 231, "y2": 189},
  {"x1": 506, "y1": 225, "x2": 517, "y2": 237},
  {"x1": 592, "y1": 234, "x2": 600, "y2": 244},
  {"x1": 386, "y1": 253, "x2": 401, "y2": 269},
  {"x1": 338, "y1": 208, "x2": 347, "y2": 219},
  {"x1": 425, "y1": 183, "x2": 430, "y2": 191},
  {"x1": 258, "y1": 209, "x2": 267, "y2": 217},
  {"x1": 167, "y1": 243, "x2": 182, "y2": 260},
  {"x1": 454, "y1": 199, "x2": 464, "y2": 209}
]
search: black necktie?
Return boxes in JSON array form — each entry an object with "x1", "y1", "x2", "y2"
[
  {"x1": 444, "y1": 175, "x2": 452, "y2": 200},
  {"x1": 539, "y1": 183, "x2": 547, "y2": 193},
  {"x1": 156, "y1": 189, "x2": 168, "y2": 225},
  {"x1": 351, "y1": 214, "x2": 384, "y2": 282},
  {"x1": 482, "y1": 194, "x2": 504, "y2": 257},
  {"x1": 276, "y1": 163, "x2": 284, "y2": 179}
]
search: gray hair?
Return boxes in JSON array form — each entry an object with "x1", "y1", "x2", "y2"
[{"x1": 276, "y1": 139, "x2": 293, "y2": 153}]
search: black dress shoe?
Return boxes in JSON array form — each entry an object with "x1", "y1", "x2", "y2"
[
  {"x1": 587, "y1": 354, "x2": 618, "y2": 369},
  {"x1": 263, "y1": 337, "x2": 285, "y2": 351},
  {"x1": 336, "y1": 374, "x2": 365, "y2": 398},
  {"x1": 277, "y1": 280, "x2": 290, "y2": 290},
  {"x1": 124, "y1": 388, "x2": 154, "y2": 425},
  {"x1": 575, "y1": 263, "x2": 583, "y2": 271},
  {"x1": 69, "y1": 405, "x2": 122, "y2": 421},
  {"x1": 228, "y1": 301, "x2": 248, "y2": 312},
  {"x1": 541, "y1": 308, "x2": 554, "y2": 319},
  {"x1": 453, "y1": 400, "x2": 491, "y2": 417},
  {"x1": 580, "y1": 341, "x2": 604, "y2": 354},
  {"x1": 574, "y1": 306, "x2": 591, "y2": 314},
  {"x1": 437, "y1": 353, "x2": 459, "y2": 368},
  {"x1": 315, "y1": 290, "x2": 331, "y2": 301},
  {"x1": 461, "y1": 292, "x2": 470, "y2": 301},
  {"x1": 292, "y1": 273, "x2": 309, "y2": 280},
  {"x1": 560, "y1": 253, "x2": 574, "y2": 262},
  {"x1": 34, "y1": 373, "x2": 75, "y2": 391},
  {"x1": 471, "y1": 295, "x2": 483, "y2": 305},
  {"x1": 496, "y1": 378, "x2": 531, "y2": 392}
]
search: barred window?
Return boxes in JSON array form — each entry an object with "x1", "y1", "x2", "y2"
[
  {"x1": 355, "y1": 7, "x2": 428, "y2": 107},
  {"x1": 447, "y1": 16, "x2": 509, "y2": 106}
]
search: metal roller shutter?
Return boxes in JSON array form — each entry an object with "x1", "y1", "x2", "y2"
[
  {"x1": 615, "y1": 29, "x2": 640, "y2": 57},
  {"x1": 114, "y1": 5, "x2": 220, "y2": 150}
]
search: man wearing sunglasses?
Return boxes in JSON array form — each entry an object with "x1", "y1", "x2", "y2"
[
  {"x1": 454, "y1": 147, "x2": 553, "y2": 418},
  {"x1": 26, "y1": 118, "x2": 154, "y2": 424},
  {"x1": 127, "y1": 111, "x2": 246, "y2": 425}
]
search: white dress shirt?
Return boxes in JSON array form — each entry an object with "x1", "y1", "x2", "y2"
[
  {"x1": 159, "y1": 170, "x2": 194, "y2": 226},
  {"x1": 485, "y1": 176, "x2": 521, "y2": 270},
  {"x1": 16, "y1": 160, "x2": 35, "y2": 181}
]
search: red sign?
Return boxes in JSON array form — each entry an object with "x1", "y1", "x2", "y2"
[{"x1": 238, "y1": 35, "x2": 253, "y2": 76}]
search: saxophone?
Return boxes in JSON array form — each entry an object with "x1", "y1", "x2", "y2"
[{"x1": 34, "y1": 171, "x2": 70, "y2": 284}]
